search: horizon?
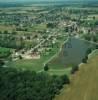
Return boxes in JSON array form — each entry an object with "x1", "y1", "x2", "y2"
[
  {"x1": 0, "y1": 0, "x2": 97, "y2": 7},
  {"x1": 0, "y1": 0, "x2": 97, "y2": 2}
]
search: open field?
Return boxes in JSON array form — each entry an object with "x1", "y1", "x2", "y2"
[{"x1": 54, "y1": 50, "x2": 98, "y2": 100}]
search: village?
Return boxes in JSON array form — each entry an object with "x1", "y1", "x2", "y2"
[
  {"x1": 0, "y1": 5, "x2": 98, "y2": 71},
  {"x1": 1, "y1": 1, "x2": 98, "y2": 100}
]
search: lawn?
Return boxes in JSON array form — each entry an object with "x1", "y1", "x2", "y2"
[
  {"x1": 7, "y1": 52, "x2": 57, "y2": 72},
  {"x1": 54, "y1": 50, "x2": 98, "y2": 100}
]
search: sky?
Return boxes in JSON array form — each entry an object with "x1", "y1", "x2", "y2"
[
  {"x1": 0, "y1": 0, "x2": 97, "y2": 3},
  {"x1": 0, "y1": 0, "x2": 96, "y2": 1}
]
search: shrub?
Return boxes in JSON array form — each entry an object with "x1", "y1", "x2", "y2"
[
  {"x1": 44, "y1": 64, "x2": 49, "y2": 71},
  {"x1": 71, "y1": 65, "x2": 79, "y2": 74}
]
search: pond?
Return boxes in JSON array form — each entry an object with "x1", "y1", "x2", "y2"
[{"x1": 49, "y1": 37, "x2": 96, "y2": 69}]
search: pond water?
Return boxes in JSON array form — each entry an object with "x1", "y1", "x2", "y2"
[{"x1": 49, "y1": 37, "x2": 96, "y2": 69}]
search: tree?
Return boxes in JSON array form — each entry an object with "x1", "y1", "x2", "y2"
[
  {"x1": 46, "y1": 23, "x2": 56, "y2": 28},
  {"x1": 19, "y1": 55, "x2": 23, "y2": 59},
  {"x1": 71, "y1": 65, "x2": 79, "y2": 74},
  {"x1": 93, "y1": 16, "x2": 95, "y2": 20},
  {"x1": 60, "y1": 74, "x2": 70, "y2": 84},
  {"x1": 44, "y1": 64, "x2": 49, "y2": 71},
  {"x1": 86, "y1": 48, "x2": 92, "y2": 55},
  {"x1": 0, "y1": 60, "x2": 5, "y2": 66},
  {"x1": 82, "y1": 56, "x2": 88, "y2": 63},
  {"x1": 96, "y1": 45, "x2": 98, "y2": 49}
]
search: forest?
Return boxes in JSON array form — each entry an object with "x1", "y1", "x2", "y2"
[{"x1": 0, "y1": 66, "x2": 69, "y2": 100}]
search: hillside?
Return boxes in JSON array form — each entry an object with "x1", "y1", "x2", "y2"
[{"x1": 55, "y1": 50, "x2": 98, "y2": 100}]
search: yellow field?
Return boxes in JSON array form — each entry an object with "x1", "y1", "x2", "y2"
[
  {"x1": 0, "y1": 25, "x2": 15, "y2": 32},
  {"x1": 88, "y1": 14, "x2": 98, "y2": 20},
  {"x1": 55, "y1": 53, "x2": 98, "y2": 100}
]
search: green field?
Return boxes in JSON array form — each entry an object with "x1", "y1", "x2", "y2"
[
  {"x1": 0, "y1": 47, "x2": 11, "y2": 58},
  {"x1": 47, "y1": 68, "x2": 71, "y2": 76},
  {"x1": 54, "y1": 50, "x2": 98, "y2": 100}
]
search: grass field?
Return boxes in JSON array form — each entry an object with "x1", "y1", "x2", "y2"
[
  {"x1": 47, "y1": 68, "x2": 71, "y2": 76},
  {"x1": 54, "y1": 50, "x2": 98, "y2": 100},
  {"x1": 8, "y1": 51, "x2": 57, "y2": 72}
]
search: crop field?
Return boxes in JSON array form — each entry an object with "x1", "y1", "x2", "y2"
[
  {"x1": 88, "y1": 14, "x2": 98, "y2": 20},
  {"x1": 55, "y1": 50, "x2": 98, "y2": 100},
  {"x1": 0, "y1": 25, "x2": 15, "y2": 32},
  {"x1": 29, "y1": 23, "x2": 47, "y2": 31}
]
